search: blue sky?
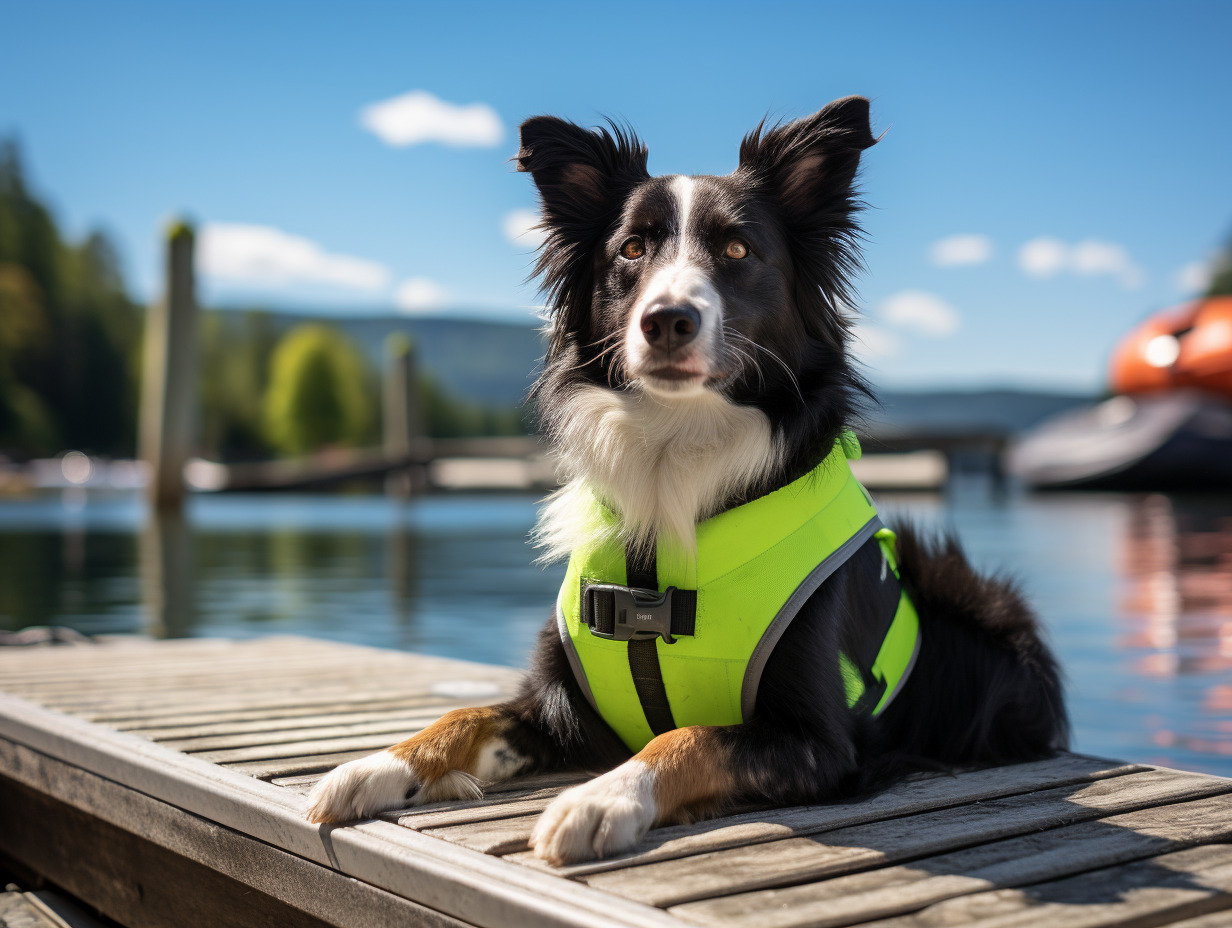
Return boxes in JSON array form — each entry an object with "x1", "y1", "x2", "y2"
[{"x1": 2, "y1": 0, "x2": 1230, "y2": 390}]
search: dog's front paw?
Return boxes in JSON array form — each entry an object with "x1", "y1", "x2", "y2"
[
  {"x1": 305, "y1": 751, "x2": 483, "y2": 823},
  {"x1": 530, "y1": 761, "x2": 657, "y2": 864}
]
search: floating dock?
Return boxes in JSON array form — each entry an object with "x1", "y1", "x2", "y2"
[{"x1": 2, "y1": 635, "x2": 1231, "y2": 928}]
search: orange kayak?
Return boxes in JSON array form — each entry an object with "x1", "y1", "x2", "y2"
[{"x1": 1110, "y1": 296, "x2": 1232, "y2": 396}]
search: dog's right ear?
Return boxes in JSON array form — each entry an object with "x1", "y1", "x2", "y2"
[{"x1": 516, "y1": 116, "x2": 649, "y2": 240}]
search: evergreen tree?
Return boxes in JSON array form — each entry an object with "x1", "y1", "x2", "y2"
[{"x1": 0, "y1": 138, "x2": 141, "y2": 458}]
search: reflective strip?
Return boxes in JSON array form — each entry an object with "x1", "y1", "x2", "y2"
[
  {"x1": 872, "y1": 592, "x2": 921, "y2": 715},
  {"x1": 555, "y1": 601, "x2": 599, "y2": 714},
  {"x1": 739, "y1": 515, "x2": 885, "y2": 721}
]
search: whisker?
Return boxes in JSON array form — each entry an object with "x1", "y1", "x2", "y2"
[{"x1": 724, "y1": 328, "x2": 805, "y2": 404}]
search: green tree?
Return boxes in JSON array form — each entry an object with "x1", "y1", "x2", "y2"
[
  {"x1": 0, "y1": 138, "x2": 141, "y2": 458},
  {"x1": 262, "y1": 324, "x2": 374, "y2": 455},
  {"x1": 1207, "y1": 233, "x2": 1232, "y2": 297}
]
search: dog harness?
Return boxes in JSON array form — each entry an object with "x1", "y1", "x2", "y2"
[{"x1": 554, "y1": 434, "x2": 921, "y2": 753}]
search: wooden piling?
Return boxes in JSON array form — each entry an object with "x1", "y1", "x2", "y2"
[
  {"x1": 140, "y1": 221, "x2": 198, "y2": 511},
  {"x1": 382, "y1": 334, "x2": 424, "y2": 496}
]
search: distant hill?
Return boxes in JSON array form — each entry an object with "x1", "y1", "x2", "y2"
[
  {"x1": 210, "y1": 309, "x2": 1093, "y2": 432},
  {"x1": 211, "y1": 309, "x2": 546, "y2": 406}
]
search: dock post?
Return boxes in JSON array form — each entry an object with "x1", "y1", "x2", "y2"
[
  {"x1": 140, "y1": 221, "x2": 198, "y2": 511},
  {"x1": 383, "y1": 334, "x2": 424, "y2": 496}
]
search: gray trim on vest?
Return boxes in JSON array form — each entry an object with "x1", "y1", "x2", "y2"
[
  {"x1": 555, "y1": 604, "x2": 600, "y2": 714},
  {"x1": 739, "y1": 514, "x2": 886, "y2": 721},
  {"x1": 878, "y1": 609, "x2": 922, "y2": 710}
]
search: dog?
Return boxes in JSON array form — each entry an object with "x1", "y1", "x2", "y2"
[{"x1": 305, "y1": 96, "x2": 1068, "y2": 865}]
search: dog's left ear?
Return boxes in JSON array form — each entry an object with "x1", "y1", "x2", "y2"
[{"x1": 738, "y1": 96, "x2": 877, "y2": 216}]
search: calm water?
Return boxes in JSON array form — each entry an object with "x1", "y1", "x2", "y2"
[{"x1": 1, "y1": 485, "x2": 1230, "y2": 777}]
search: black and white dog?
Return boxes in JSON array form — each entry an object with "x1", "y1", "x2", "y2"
[{"x1": 306, "y1": 97, "x2": 1067, "y2": 865}]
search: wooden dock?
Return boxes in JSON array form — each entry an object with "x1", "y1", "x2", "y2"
[{"x1": 2, "y1": 636, "x2": 1232, "y2": 928}]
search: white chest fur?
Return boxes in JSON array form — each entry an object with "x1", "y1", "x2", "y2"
[{"x1": 536, "y1": 386, "x2": 780, "y2": 559}]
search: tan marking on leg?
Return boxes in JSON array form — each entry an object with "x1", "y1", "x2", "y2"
[
  {"x1": 637, "y1": 726, "x2": 736, "y2": 821},
  {"x1": 388, "y1": 705, "x2": 508, "y2": 783}
]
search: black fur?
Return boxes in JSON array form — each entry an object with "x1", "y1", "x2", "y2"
[{"x1": 500, "y1": 98, "x2": 1067, "y2": 809}]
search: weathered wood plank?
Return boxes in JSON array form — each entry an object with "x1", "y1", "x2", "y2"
[
  {"x1": 44, "y1": 684, "x2": 446, "y2": 714},
  {"x1": 189, "y1": 732, "x2": 419, "y2": 764},
  {"x1": 579, "y1": 768, "x2": 1232, "y2": 907},
  {"x1": 494, "y1": 755, "x2": 1142, "y2": 871},
  {"x1": 223, "y1": 749, "x2": 383, "y2": 779},
  {"x1": 154, "y1": 713, "x2": 446, "y2": 751},
  {"x1": 670, "y1": 791, "x2": 1232, "y2": 927},
  {"x1": 86, "y1": 692, "x2": 456, "y2": 726},
  {"x1": 1165, "y1": 912, "x2": 1232, "y2": 927},
  {"x1": 851, "y1": 843, "x2": 1232, "y2": 928},
  {"x1": 128, "y1": 704, "x2": 458, "y2": 739},
  {"x1": 24, "y1": 672, "x2": 485, "y2": 708}
]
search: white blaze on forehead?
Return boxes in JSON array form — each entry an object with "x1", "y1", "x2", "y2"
[
  {"x1": 634, "y1": 175, "x2": 717, "y2": 314},
  {"x1": 671, "y1": 174, "x2": 694, "y2": 246}
]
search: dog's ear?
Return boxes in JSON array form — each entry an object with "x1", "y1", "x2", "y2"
[
  {"x1": 517, "y1": 116, "x2": 649, "y2": 238},
  {"x1": 738, "y1": 96, "x2": 876, "y2": 217},
  {"x1": 738, "y1": 97, "x2": 877, "y2": 325},
  {"x1": 517, "y1": 117, "x2": 648, "y2": 344}
]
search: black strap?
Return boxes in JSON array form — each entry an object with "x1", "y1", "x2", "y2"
[{"x1": 625, "y1": 543, "x2": 677, "y2": 737}]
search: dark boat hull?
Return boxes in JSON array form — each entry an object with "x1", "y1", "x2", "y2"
[{"x1": 1007, "y1": 392, "x2": 1232, "y2": 490}]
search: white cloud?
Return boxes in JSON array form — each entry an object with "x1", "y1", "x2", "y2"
[
  {"x1": 199, "y1": 223, "x2": 389, "y2": 291},
  {"x1": 503, "y1": 208, "x2": 546, "y2": 249},
  {"x1": 1071, "y1": 240, "x2": 1143, "y2": 288},
  {"x1": 359, "y1": 90, "x2": 503, "y2": 148},
  {"x1": 394, "y1": 277, "x2": 448, "y2": 313},
  {"x1": 1017, "y1": 236, "x2": 1143, "y2": 289},
  {"x1": 879, "y1": 290, "x2": 960, "y2": 337},
  {"x1": 930, "y1": 234, "x2": 993, "y2": 267},
  {"x1": 1017, "y1": 237, "x2": 1068, "y2": 278},
  {"x1": 850, "y1": 322, "x2": 902, "y2": 360},
  {"x1": 1176, "y1": 259, "x2": 1212, "y2": 294}
]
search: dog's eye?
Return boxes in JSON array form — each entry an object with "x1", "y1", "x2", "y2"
[
  {"x1": 724, "y1": 240, "x2": 749, "y2": 260},
  {"x1": 621, "y1": 237, "x2": 646, "y2": 260}
]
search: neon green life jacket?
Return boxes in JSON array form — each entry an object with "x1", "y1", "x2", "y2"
[{"x1": 555, "y1": 436, "x2": 921, "y2": 754}]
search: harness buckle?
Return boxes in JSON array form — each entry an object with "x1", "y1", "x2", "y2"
[{"x1": 584, "y1": 583, "x2": 679, "y2": 644}]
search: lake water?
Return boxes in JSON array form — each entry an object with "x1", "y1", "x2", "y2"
[{"x1": 1, "y1": 484, "x2": 1230, "y2": 778}]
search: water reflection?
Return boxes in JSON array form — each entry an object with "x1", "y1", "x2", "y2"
[{"x1": 1116, "y1": 494, "x2": 1232, "y2": 764}]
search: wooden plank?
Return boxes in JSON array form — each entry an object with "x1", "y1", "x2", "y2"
[
  {"x1": 494, "y1": 755, "x2": 1142, "y2": 871},
  {"x1": 154, "y1": 713, "x2": 447, "y2": 751},
  {"x1": 86, "y1": 692, "x2": 456, "y2": 726},
  {"x1": 1166, "y1": 913, "x2": 1232, "y2": 928},
  {"x1": 128, "y1": 704, "x2": 459, "y2": 739},
  {"x1": 23, "y1": 672, "x2": 465, "y2": 707},
  {"x1": 223, "y1": 749, "x2": 385, "y2": 779},
  {"x1": 669, "y1": 791, "x2": 1232, "y2": 927},
  {"x1": 578, "y1": 768, "x2": 1232, "y2": 907},
  {"x1": 0, "y1": 694, "x2": 683, "y2": 928},
  {"x1": 271, "y1": 769, "x2": 585, "y2": 797},
  {"x1": 39, "y1": 674, "x2": 512, "y2": 716},
  {"x1": 850, "y1": 843, "x2": 1232, "y2": 928},
  {"x1": 188, "y1": 731, "x2": 422, "y2": 765}
]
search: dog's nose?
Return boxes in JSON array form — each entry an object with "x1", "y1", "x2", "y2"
[{"x1": 641, "y1": 305, "x2": 701, "y2": 352}]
